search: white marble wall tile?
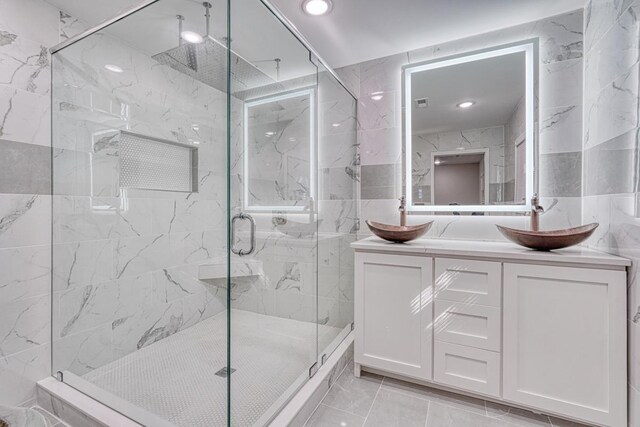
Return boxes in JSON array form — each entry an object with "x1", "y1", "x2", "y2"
[
  {"x1": 334, "y1": 65, "x2": 360, "y2": 99},
  {"x1": 0, "y1": 343, "x2": 50, "y2": 406},
  {"x1": 630, "y1": 320, "x2": 640, "y2": 392},
  {"x1": 52, "y1": 324, "x2": 112, "y2": 376},
  {"x1": 359, "y1": 53, "x2": 406, "y2": 95},
  {"x1": 0, "y1": 0, "x2": 59, "y2": 46},
  {"x1": 52, "y1": 240, "x2": 113, "y2": 292},
  {"x1": 584, "y1": 63, "x2": 639, "y2": 149},
  {"x1": 0, "y1": 86, "x2": 50, "y2": 146},
  {"x1": 55, "y1": 282, "x2": 120, "y2": 338},
  {"x1": 533, "y1": 10, "x2": 584, "y2": 64},
  {"x1": 151, "y1": 267, "x2": 206, "y2": 304},
  {"x1": 540, "y1": 58, "x2": 583, "y2": 109},
  {"x1": 538, "y1": 197, "x2": 582, "y2": 230},
  {"x1": 584, "y1": 0, "x2": 636, "y2": 50},
  {"x1": 631, "y1": 384, "x2": 640, "y2": 427},
  {"x1": 0, "y1": 245, "x2": 50, "y2": 302},
  {"x1": 114, "y1": 234, "x2": 170, "y2": 279},
  {"x1": 0, "y1": 194, "x2": 50, "y2": 248},
  {"x1": 584, "y1": 3, "x2": 639, "y2": 92},
  {"x1": 58, "y1": 10, "x2": 86, "y2": 42},
  {"x1": 359, "y1": 127, "x2": 402, "y2": 166},
  {"x1": 539, "y1": 105, "x2": 582, "y2": 154},
  {"x1": 0, "y1": 294, "x2": 50, "y2": 357},
  {"x1": 319, "y1": 132, "x2": 358, "y2": 169},
  {"x1": 0, "y1": 35, "x2": 50, "y2": 95},
  {"x1": 318, "y1": 200, "x2": 358, "y2": 234},
  {"x1": 357, "y1": 91, "x2": 398, "y2": 131},
  {"x1": 582, "y1": 195, "x2": 612, "y2": 249}
]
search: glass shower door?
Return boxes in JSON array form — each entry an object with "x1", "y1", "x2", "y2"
[{"x1": 227, "y1": 1, "x2": 320, "y2": 424}]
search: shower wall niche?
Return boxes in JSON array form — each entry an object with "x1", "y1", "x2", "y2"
[{"x1": 50, "y1": 0, "x2": 357, "y2": 426}]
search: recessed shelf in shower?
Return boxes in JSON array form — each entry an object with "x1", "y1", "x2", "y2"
[{"x1": 118, "y1": 130, "x2": 198, "y2": 193}]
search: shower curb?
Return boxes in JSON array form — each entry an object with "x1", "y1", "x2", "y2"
[{"x1": 269, "y1": 333, "x2": 354, "y2": 427}]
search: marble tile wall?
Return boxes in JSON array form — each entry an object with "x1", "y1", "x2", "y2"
[
  {"x1": 582, "y1": 0, "x2": 640, "y2": 425},
  {"x1": 343, "y1": 10, "x2": 584, "y2": 240},
  {"x1": 228, "y1": 68, "x2": 358, "y2": 334},
  {"x1": 0, "y1": 0, "x2": 78, "y2": 409},
  {"x1": 49, "y1": 22, "x2": 230, "y2": 379}
]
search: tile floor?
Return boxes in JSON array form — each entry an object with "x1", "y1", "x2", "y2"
[{"x1": 304, "y1": 361, "x2": 588, "y2": 427}]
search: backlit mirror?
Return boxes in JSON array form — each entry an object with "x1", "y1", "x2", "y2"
[
  {"x1": 403, "y1": 41, "x2": 537, "y2": 213},
  {"x1": 244, "y1": 88, "x2": 315, "y2": 211}
]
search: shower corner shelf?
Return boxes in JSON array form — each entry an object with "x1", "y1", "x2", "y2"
[{"x1": 198, "y1": 258, "x2": 264, "y2": 280}]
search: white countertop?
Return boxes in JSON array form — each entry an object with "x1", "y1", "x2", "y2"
[{"x1": 351, "y1": 237, "x2": 631, "y2": 268}]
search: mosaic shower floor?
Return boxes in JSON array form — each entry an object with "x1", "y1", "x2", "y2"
[{"x1": 82, "y1": 310, "x2": 341, "y2": 427}]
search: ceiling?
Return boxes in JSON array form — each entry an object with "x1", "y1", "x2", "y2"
[
  {"x1": 46, "y1": 0, "x2": 586, "y2": 71},
  {"x1": 411, "y1": 51, "x2": 525, "y2": 134}
]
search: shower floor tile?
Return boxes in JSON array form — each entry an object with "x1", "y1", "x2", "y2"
[{"x1": 82, "y1": 310, "x2": 341, "y2": 427}]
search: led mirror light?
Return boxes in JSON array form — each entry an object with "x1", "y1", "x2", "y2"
[
  {"x1": 370, "y1": 91, "x2": 384, "y2": 101},
  {"x1": 302, "y1": 0, "x2": 333, "y2": 15},
  {"x1": 181, "y1": 31, "x2": 203, "y2": 44}
]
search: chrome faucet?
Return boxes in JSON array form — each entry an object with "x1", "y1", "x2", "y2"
[
  {"x1": 399, "y1": 196, "x2": 407, "y2": 227},
  {"x1": 530, "y1": 194, "x2": 544, "y2": 231}
]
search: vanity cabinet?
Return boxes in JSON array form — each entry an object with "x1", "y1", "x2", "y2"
[
  {"x1": 352, "y1": 238, "x2": 629, "y2": 427},
  {"x1": 354, "y1": 252, "x2": 433, "y2": 379}
]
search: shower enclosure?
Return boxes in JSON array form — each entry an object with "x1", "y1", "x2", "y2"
[{"x1": 49, "y1": 0, "x2": 357, "y2": 425}]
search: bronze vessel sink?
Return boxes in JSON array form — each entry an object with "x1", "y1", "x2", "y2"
[
  {"x1": 366, "y1": 220, "x2": 433, "y2": 243},
  {"x1": 496, "y1": 223, "x2": 599, "y2": 251}
]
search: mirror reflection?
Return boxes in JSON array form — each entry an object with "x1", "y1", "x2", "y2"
[
  {"x1": 404, "y1": 42, "x2": 535, "y2": 212},
  {"x1": 244, "y1": 88, "x2": 315, "y2": 211}
]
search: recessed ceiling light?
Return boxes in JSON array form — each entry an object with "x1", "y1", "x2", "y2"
[
  {"x1": 181, "y1": 31, "x2": 203, "y2": 44},
  {"x1": 302, "y1": 0, "x2": 333, "y2": 16},
  {"x1": 370, "y1": 91, "x2": 384, "y2": 101},
  {"x1": 265, "y1": 131, "x2": 276, "y2": 137},
  {"x1": 104, "y1": 64, "x2": 123, "y2": 73},
  {"x1": 434, "y1": 159, "x2": 441, "y2": 165},
  {"x1": 332, "y1": 123, "x2": 341, "y2": 127},
  {"x1": 192, "y1": 140, "x2": 200, "y2": 145},
  {"x1": 456, "y1": 101, "x2": 475, "y2": 108}
]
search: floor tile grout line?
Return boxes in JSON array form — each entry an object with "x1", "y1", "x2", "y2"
[
  {"x1": 303, "y1": 358, "x2": 356, "y2": 426},
  {"x1": 318, "y1": 403, "x2": 367, "y2": 420},
  {"x1": 361, "y1": 375, "x2": 384, "y2": 425},
  {"x1": 423, "y1": 400, "x2": 430, "y2": 427}
]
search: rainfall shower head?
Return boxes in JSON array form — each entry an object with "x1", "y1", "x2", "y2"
[{"x1": 152, "y1": 2, "x2": 284, "y2": 99}]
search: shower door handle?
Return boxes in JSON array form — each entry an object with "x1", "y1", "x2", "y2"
[{"x1": 231, "y1": 213, "x2": 256, "y2": 256}]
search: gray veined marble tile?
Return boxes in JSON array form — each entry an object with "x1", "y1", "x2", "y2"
[
  {"x1": 0, "y1": 244, "x2": 50, "y2": 303},
  {"x1": 58, "y1": 10, "x2": 86, "y2": 42},
  {"x1": 364, "y1": 387, "x2": 429, "y2": 427},
  {"x1": 0, "y1": 294, "x2": 50, "y2": 357},
  {"x1": 539, "y1": 152, "x2": 582, "y2": 198},
  {"x1": 584, "y1": 63, "x2": 639, "y2": 149},
  {"x1": 358, "y1": 91, "x2": 397, "y2": 131},
  {"x1": 380, "y1": 376, "x2": 487, "y2": 416},
  {"x1": 485, "y1": 401, "x2": 552, "y2": 426},
  {"x1": 535, "y1": 10, "x2": 583, "y2": 64},
  {"x1": 305, "y1": 404, "x2": 365, "y2": 427},
  {"x1": 0, "y1": 85, "x2": 50, "y2": 147},
  {"x1": 0, "y1": 33, "x2": 50, "y2": 95},
  {"x1": 320, "y1": 366, "x2": 382, "y2": 417},
  {"x1": 539, "y1": 105, "x2": 582, "y2": 155},
  {"x1": 427, "y1": 402, "x2": 509, "y2": 427},
  {"x1": 583, "y1": 137, "x2": 637, "y2": 196},
  {"x1": 0, "y1": 140, "x2": 51, "y2": 194},
  {"x1": 584, "y1": 3, "x2": 640, "y2": 93},
  {"x1": 0, "y1": 343, "x2": 51, "y2": 407},
  {"x1": 540, "y1": 58, "x2": 583, "y2": 109}
]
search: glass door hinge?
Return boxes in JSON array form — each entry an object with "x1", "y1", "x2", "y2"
[{"x1": 309, "y1": 362, "x2": 318, "y2": 378}]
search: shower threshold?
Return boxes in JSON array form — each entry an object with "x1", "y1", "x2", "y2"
[{"x1": 46, "y1": 310, "x2": 343, "y2": 427}]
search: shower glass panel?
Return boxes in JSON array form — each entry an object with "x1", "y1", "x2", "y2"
[
  {"x1": 228, "y1": 1, "x2": 320, "y2": 424},
  {"x1": 51, "y1": 0, "x2": 230, "y2": 425},
  {"x1": 316, "y1": 63, "x2": 358, "y2": 362},
  {"x1": 51, "y1": 0, "x2": 356, "y2": 425}
]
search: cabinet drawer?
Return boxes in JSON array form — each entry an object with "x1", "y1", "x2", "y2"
[
  {"x1": 434, "y1": 300, "x2": 500, "y2": 351},
  {"x1": 434, "y1": 341, "x2": 500, "y2": 398},
  {"x1": 435, "y1": 258, "x2": 501, "y2": 307}
]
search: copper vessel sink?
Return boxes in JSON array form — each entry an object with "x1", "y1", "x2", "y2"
[
  {"x1": 496, "y1": 223, "x2": 599, "y2": 251},
  {"x1": 366, "y1": 220, "x2": 433, "y2": 243}
]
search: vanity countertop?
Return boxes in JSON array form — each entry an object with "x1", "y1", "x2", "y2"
[{"x1": 351, "y1": 236, "x2": 631, "y2": 268}]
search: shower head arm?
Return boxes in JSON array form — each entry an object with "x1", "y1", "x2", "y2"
[{"x1": 203, "y1": 2, "x2": 212, "y2": 38}]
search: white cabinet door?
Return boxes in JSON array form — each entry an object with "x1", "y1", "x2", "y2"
[
  {"x1": 503, "y1": 263, "x2": 626, "y2": 427},
  {"x1": 355, "y1": 252, "x2": 433, "y2": 380}
]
